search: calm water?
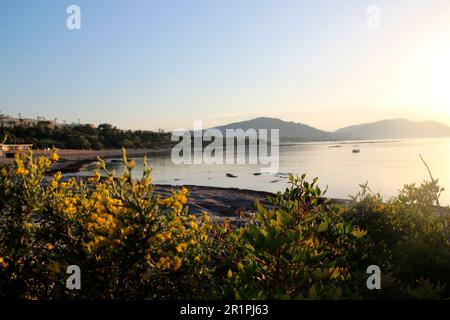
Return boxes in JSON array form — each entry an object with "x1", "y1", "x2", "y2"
[{"x1": 77, "y1": 138, "x2": 450, "y2": 205}]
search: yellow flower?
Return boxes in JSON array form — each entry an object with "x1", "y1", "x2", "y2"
[
  {"x1": 46, "y1": 243, "x2": 54, "y2": 250},
  {"x1": 38, "y1": 157, "x2": 51, "y2": 169},
  {"x1": 194, "y1": 255, "x2": 201, "y2": 262},
  {"x1": 176, "y1": 244, "x2": 183, "y2": 253},
  {"x1": 178, "y1": 194, "x2": 187, "y2": 204},
  {"x1": 91, "y1": 171, "x2": 101, "y2": 182},
  {"x1": 50, "y1": 151, "x2": 59, "y2": 162},
  {"x1": 157, "y1": 257, "x2": 170, "y2": 269},
  {"x1": 190, "y1": 221, "x2": 199, "y2": 231},
  {"x1": 202, "y1": 213, "x2": 211, "y2": 223},
  {"x1": 180, "y1": 187, "x2": 188, "y2": 194},
  {"x1": 159, "y1": 233, "x2": 166, "y2": 241},
  {"x1": 173, "y1": 256, "x2": 182, "y2": 270},
  {"x1": 303, "y1": 237, "x2": 319, "y2": 249},
  {"x1": 15, "y1": 167, "x2": 28, "y2": 175},
  {"x1": 352, "y1": 227, "x2": 368, "y2": 239},
  {"x1": 96, "y1": 217, "x2": 105, "y2": 225},
  {"x1": 0, "y1": 257, "x2": 8, "y2": 269},
  {"x1": 54, "y1": 171, "x2": 62, "y2": 181},
  {"x1": 227, "y1": 270, "x2": 233, "y2": 279}
]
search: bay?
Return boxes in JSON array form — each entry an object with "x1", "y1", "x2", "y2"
[{"x1": 76, "y1": 137, "x2": 450, "y2": 205}]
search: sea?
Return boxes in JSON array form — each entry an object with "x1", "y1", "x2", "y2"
[{"x1": 76, "y1": 137, "x2": 450, "y2": 205}]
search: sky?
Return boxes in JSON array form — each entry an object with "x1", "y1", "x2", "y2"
[{"x1": 1, "y1": 0, "x2": 450, "y2": 131}]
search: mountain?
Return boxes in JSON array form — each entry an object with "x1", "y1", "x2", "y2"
[
  {"x1": 209, "y1": 117, "x2": 450, "y2": 142},
  {"x1": 211, "y1": 117, "x2": 337, "y2": 142},
  {"x1": 334, "y1": 118, "x2": 450, "y2": 140}
]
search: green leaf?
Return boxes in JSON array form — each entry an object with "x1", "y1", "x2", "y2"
[{"x1": 317, "y1": 221, "x2": 329, "y2": 232}]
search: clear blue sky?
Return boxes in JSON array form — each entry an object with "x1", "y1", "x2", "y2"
[{"x1": 1, "y1": 0, "x2": 450, "y2": 131}]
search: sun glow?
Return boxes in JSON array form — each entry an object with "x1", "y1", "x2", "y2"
[
  {"x1": 416, "y1": 39, "x2": 450, "y2": 122},
  {"x1": 423, "y1": 45, "x2": 450, "y2": 110}
]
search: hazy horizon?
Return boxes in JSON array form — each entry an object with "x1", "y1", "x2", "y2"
[
  {"x1": 2, "y1": 112, "x2": 450, "y2": 133},
  {"x1": 1, "y1": 0, "x2": 450, "y2": 131}
]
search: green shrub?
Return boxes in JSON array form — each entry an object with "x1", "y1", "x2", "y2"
[
  {"x1": 344, "y1": 181, "x2": 450, "y2": 298},
  {"x1": 0, "y1": 152, "x2": 448, "y2": 299},
  {"x1": 227, "y1": 174, "x2": 368, "y2": 299}
]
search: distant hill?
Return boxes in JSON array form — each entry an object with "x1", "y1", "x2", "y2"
[
  {"x1": 210, "y1": 117, "x2": 450, "y2": 142},
  {"x1": 212, "y1": 117, "x2": 337, "y2": 142},
  {"x1": 334, "y1": 118, "x2": 450, "y2": 139}
]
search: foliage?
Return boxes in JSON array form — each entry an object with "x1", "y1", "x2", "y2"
[
  {"x1": 0, "y1": 123, "x2": 173, "y2": 150},
  {"x1": 0, "y1": 152, "x2": 449, "y2": 299},
  {"x1": 344, "y1": 181, "x2": 450, "y2": 299},
  {"x1": 227, "y1": 175, "x2": 363, "y2": 299}
]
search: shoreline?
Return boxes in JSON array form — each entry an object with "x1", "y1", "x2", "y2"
[
  {"x1": 3, "y1": 149, "x2": 448, "y2": 220},
  {"x1": 0, "y1": 148, "x2": 172, "y2": 173},
  {"x1": 49, "y1": 148, "x2": 172, "y2": 173},
  {"x1": 151, "y1": 184, "x2": 351, "y2": 221},
  {"x1": 148, "y1": 184, "x2": 449, "y2": 222}
]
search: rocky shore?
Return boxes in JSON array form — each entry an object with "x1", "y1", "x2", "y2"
[
  {"x1": 0, "y1": 148, "x2": 381, "y2": 224},
  {"x1": 141, "y1": 184, "x2": 351, "y2": 225},
  {"x1": 4, "y1": 151, "x2": 447, "y2": 224},
  {"x1": 153, "y1": 184, "x2": 277, "y2": 225}
]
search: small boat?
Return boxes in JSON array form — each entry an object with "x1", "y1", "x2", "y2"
[{"x1": 352, "y1": 148, "x2": 360, "y2": 153}]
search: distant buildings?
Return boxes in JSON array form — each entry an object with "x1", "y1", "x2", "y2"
[
  {"x1": 0, "y1": 114, "x2": 55, "y2": 128},
  {"x1": 0, "y1": 144, "x2": 33, "y2": 158},
  {"x1": 0, "y1": 115, "x2": 21, "y2": 128},
  {"x1": 0, "y1": 113, "x2": 93, "y2": 129}
]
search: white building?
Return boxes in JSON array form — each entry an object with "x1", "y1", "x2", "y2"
[
  {"x1": 0, "y1": 115, "x2": 20, "y2": 128},
  {"x1": 0, "y1": 144, "x2": 33, "y2": 158}
]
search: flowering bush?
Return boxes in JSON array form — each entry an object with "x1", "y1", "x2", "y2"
[
  {"x1": 0, "y1": 151, "x2": 449, "y2": 299},
  {"x1": 0, "y1": 151, "x2": 216, "y2": 299}
]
